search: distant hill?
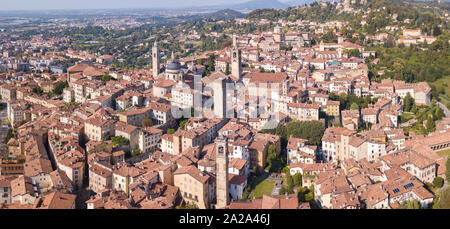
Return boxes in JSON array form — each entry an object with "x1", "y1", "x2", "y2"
[
  {"x1": 229, "y1": 0, "x2": 289, "y2": 10},
  {"x1": 180, "y1": 9, "x2": 245, "y2": 21},
  {"x1": 204, "y1": 9, "x2": 245, "y2": 20}
]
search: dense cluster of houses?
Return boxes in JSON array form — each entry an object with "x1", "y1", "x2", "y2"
[{"x1": 0, "y1": 6, "x2": 445, "y2": 209}]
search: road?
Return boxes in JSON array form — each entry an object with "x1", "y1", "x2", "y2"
[
  {"x1": 400, "y1": 118, "x2": 417, "y2": 128},
  {"x1": 437, "y1": 102, "x2": 450, "y2": 117},
  {"x1": 268, "y1": 173, "x2": 283, "y2": 195}
]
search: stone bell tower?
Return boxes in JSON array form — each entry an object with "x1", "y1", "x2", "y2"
[
  {"x1": 282, "y1": 79, "x2": 290, "y2": 96},
  {"x1": 152, "y1": 41, "x2": 160, "y2": 77},
  {"x1": 215, "y1": 136, "x2": 229, "y2": 209},
  {"x1": 231, "y1": 35, "x2": 242, "y2": 80}
]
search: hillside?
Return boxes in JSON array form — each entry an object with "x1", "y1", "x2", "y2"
[{"x1": 204, "y1": 9, "x2": 246, "y2": 20}]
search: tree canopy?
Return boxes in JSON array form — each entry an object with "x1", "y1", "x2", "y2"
[
  {"x1": 285, "y1": 121, "x2": 326, "y2": 146},
  {"x1": 52, "y1": 81, "x2": 68, "y2": 95},
  {"x1": 111, "y1": 136, "x2": 129, "y2": 146}
]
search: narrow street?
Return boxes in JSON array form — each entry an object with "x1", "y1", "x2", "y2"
[
  {"x1": 268, "y1": 173, "x2": 283, "y2": 195},
  {"x1": 75, "y1": 186, "x2": 93, "y2": 209}
]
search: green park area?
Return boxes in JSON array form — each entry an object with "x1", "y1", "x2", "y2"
[{"x1": 248, "y1": 177, "x2": 275, "y2": 199}]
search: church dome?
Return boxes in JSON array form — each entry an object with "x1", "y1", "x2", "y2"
[{"x1": 166, "y1": 61, "x2": 181, "y2": 71}]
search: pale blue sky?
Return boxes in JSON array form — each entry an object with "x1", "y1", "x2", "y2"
[{"x1": 0, "y1": 0, "x2": 292, "y2": 11}]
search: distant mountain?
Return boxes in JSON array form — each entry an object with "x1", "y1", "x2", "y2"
[
  {"x1": 229, "y1": 0, "x2": 289, "y2": 10},
  {"x1": 181, "y1": 9, "x2": 245, "y2": 21},
  {"x1": 204, "y1": 9, "x2": 245, "y2": 20}
]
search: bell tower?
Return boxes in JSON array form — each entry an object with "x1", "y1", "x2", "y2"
[
  {"x1": 215, "y1": 136, "x2": 229, "y2": 209},
  {"x1": 152, "y1": 41, "x2": 160, "y2": 77},
  {"x1": 274, "y1": 25, "x2": 283, "y2": 43},
  {"x1": 282, "y1": 79, "x2": 290, "y2": 96},
  {"x1": 231, "y1": 35, "x2": 242, "y2": 80}
]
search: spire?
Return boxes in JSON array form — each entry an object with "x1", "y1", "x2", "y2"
[
  {"x1": 232, "y1": 34, "x2": 237, "y2": 47},
  {"x1": 153, "y1": 41, "x2": 158, "y2": 47},
  {"x1": 171, "y1": 51, "x2": 175, "y2": 61}
]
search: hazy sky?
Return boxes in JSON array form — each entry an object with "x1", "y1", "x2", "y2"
[{"x1": 0, "y1": 0, "x2": 281, "y2": 11}]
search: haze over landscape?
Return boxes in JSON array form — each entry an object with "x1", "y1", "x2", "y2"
[{"x1": 1, "y1": 0, "x2": 291, "y2": 11}]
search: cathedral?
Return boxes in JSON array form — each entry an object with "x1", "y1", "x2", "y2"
[
  {"x1": 165, "y1": 52, "x2": 183, "y2": 82},
  {"x1": 152, "y1": 42, "x2": 184, "y2": 82}
]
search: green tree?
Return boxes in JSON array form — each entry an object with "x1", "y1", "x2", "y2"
[
  {"x1": 280, "y1": 184, "x2": 294, "y2": 195},
  {"x1": 279, "y1": 185, "x2": 287, "y2": 195},
  {"x1": 131, "y1": 148, "x2": 141, "y2": 157},
  {"x1": 285, "y1": 121, "x2": 325, "y2": 146},
  {"x1": 32, "y1": 86, "x2": 44, "y2": 96},
  {"x1": 286, "y1": 173, "x2": 294, "y2": 190},
  {"x1": 102, "y1": 74, "x2": 112, "y2": 82},
  {"x1": 111, "y1": 136, "x2": 129, "y2": 146},
  {"x1": 52, "y1": 81, "x2": 68, "y2": 95},
  {"x1": 350, "y1": 103, "x2": 360, "y2": 110},
  {"x1": 167, "y1": 129, "x2": 175, "y2": 134},
  {"x1": 305, "y1": 185, "x2": 315, "y2": 202},
  {"x1": 434, "y1": 106, "x2": 445, "y2": 121},
  {"x1": 204, "y1": 54, "x2": 215, "y2": 76},
  {"x1": 433, "y1": 177, "x2": 444, "y2": 189},
  {"x1": 179, "y1": 119, "x2": 189, "y2": 130},
  {"x1": 403, "y1": 93, "x2": 414, "y2": 112},
  {"x1": 297, "y1": 186, "x2": 309, "y2": 202},
  {"x1": 432, "y1": 24, "x2": 441, "y2": 37},
  {"x1": 275, "y1": 123, "x2": 288, "y2": 140},
  {"x1": 321, "y1": 30, "x2": 337, "y2": 43},
  {"x1": 344, "y1": 48, "x2": 360, "y2": 57},
  {"x1": 266, "y1": 145, "x2": 282, "y2": 172},
  {"x1": 426, "y1": 116, "x2": 435, "y2": 133},
  {"x1": 293, "y1": 173, "x2": 302, "y2": 187},
  {"x1": 281, "y1": 166, "x2": 290, "y2": 175}
]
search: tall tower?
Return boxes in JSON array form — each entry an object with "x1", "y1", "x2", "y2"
[
  {"x1": 274, "y1": 25, "x2": 282, "y2": 34},
  {"x1": 152, "y1": 41, "x2": 160, "y2": 77},
  {"x1": 213, "y1": 77, "x2": 227, "y2": 118},
  {"x1": 282, "y1": 79, "x2": 290, "y2": 96},
  {"x1": 215, "y1": 136, "x2": 229, "y2": 209},
  {"x1": 274, "y1": 25, "x2": 283, "y2": 43},
  {"x1": 231, "y1": 35, "x2": 242, "y2": 80}
]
